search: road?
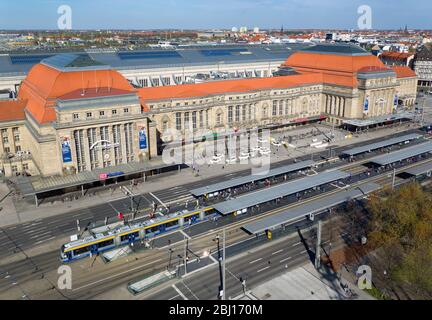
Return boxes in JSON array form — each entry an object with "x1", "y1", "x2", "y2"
[
  {"x1": 0, "y1": 127, "x2": 428, "y2": 299},
  {"x1": 0, "y1": 128, "x2": 422, "y2": 260},
  {"x1": 147, "y1": 223, "x2": 349, "y2": 300}
]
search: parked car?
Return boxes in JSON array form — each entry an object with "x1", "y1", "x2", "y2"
[{"x1": 225, "y1": 155, "x2": 237, "y2": 164}]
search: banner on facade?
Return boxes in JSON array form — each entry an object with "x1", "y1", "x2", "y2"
[
  {"x1": 139, "y1": 127, "x2": 147, "y2": 149},
  {"x1": 61, "y1": 137, "x2": 72, "y2": 163},
  {"x1": 394, "y1": 94, "x2": 398, "y2": 109},
  {"x1": 363, "y1": 96, "x2": 369, "y2": 114}
]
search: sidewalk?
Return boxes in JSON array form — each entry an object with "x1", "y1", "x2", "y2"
[
  {"x1": 245, "y1": 261, "x2": 374, "y2": 300},
  {"x1": 0, "y1": 122, "x2": 419, "y2": 228}
]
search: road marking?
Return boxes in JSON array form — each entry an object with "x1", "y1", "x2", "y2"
[
  {"x1": 280, "y1": 257, "x2": 292, "y2": 263},
  {"x1": 149, "y1": 192, "x2": 168, "y2": 209},
  {"x1": 271, "y1": 249, "x2": 283, "y2": 255},
  {"x1": 209, "y1": 254, "x2": 218, "y2": 263},
  {"x1": 292, "y1": 242, "x2": 301, "y2": 247},
  {"x1": 179, "y1": 230, "x2": 191, "y2": 240},
  {"x1": 172, "y1": 284, "x2": 188, "y2": 300},
  {"x1": 181, "y1": 281, "x2": 199, "y2": 300},
  {"x1": 29, "y1": 231, "x2": 51, "y2": 239},
  {"x1": 300, "y1": 250, "x2": 307, "y2": 254},
  {"x1": 35, "y1": 236, "x2": 55, "y2": 245},
  {"x1": 168, "y1": 294, "x2": 180, "y2": 300},
  {"x1": 72, "y1": 258, "x2": 162, "y2": 291},
  {"x1": 257, "y1": 266, "x2": 270, "y2": 273},
  {"x1": 249, "y1": 258, "x2": 262, "y2": 264}
]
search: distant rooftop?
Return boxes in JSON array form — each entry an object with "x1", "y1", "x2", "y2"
[
  {"x1": 0, "y1": 43, "x2": 309, "y2": 75},
  {"x1": 41, "y1": 53, "x2": 109, "y2": 71},
  {"x1": 301, "y1": 43, "x2": 370, "y2": 56}
]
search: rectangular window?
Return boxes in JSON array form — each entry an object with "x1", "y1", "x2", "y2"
[
  {"x1": 272, "y1": 100, "x2": 277, "y2": 116},
  {"x1": 99, "y1": 110, "x2": 105, "y2": 117},
  {"x1": 124, "y1": 108, "x2": 129, "y2": 113},
  {"x1": 242, "y1": 105, "x2": 246, "y2": 121},
  {"x1": 4, "y1": 147, "x2": 10, "y2": 153},
  {"x1": 112, "y1": 109, "x2": 117, "y2": 115},
  {"x1": 11, "y1": 165, "x2": 17, "y2": 173},
  {"x1": 279, "y1": 100, "x2": 283, "y2": 115},
  {"x1": 228, "y1": 106, "x2": 233, "y2": 124},
  {"x1": 199, "y1": 111, "x2": 204, "y2": 128},
  {"x1": 15, "y1": 145, "x2": 21, "y2": 152},
  {"x1": 176, "y1": 112, "x2": 182, "y2": 130},
  {"x1": 192, "y1": 111, "x2": 197, "y2": 129},
  {"x1": 235, "y1": 105, "x2": 240, "y2": 122},
  {"x1": 23, "y1": 163, "x2": 29, "y2": 170},
  {"x1": 86, "y1": 112, "x2": 92, "y2": 118},
  {"x1": 73, "y1": 113, "x2": 79, "y2": 120},
  {"x1": 14, "y1": 135, "x2": 20, "y2": 142},
  {"x1": 2, "y1": 137, "x2": 8, "y2": 144},
  {"x1": 184, "y1": 112, "x2": 190, "y2": 130}
]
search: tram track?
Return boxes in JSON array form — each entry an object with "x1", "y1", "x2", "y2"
[{"x1": 15, "y1": 156, "x2": 432, "y2": 300}]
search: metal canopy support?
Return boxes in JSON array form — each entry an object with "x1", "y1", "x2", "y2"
[
  {"x1": 315, "y1": 220, "x2": 322, "y2": 269},
  {"x1": 222, "y1": 228, "x2": 226, "y2": 300},
  {"x1": 34, "y1": 194, "x2": 38, "y2": 207}
]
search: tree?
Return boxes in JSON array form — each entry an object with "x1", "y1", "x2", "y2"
[{"x1": 367, "y1": 183, "x2": 432, "y2": 298}]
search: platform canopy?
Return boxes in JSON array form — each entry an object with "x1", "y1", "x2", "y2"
[
  {"x1": 368, "y1": 142, "x2": 432, "y2": 166},
  {"x1": 341, "y1": 133, "x2": 422, "y2": 157},
  {"x1": 190, "y1": 160, "x2": 316, "y2": 197},
  {"x1": 213, "y1": 170, "x2": 349, "y2": 215},
  {"x1": 242, "y1": 182, "x2": 381, "y2": 234}
]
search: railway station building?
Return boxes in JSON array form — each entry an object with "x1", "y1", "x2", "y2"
[{"x1": 0, "y1": 44, "x2": 418, "y2": 178}]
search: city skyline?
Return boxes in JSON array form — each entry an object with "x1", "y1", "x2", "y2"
[{"x1": 0, "y1": 0, "x2": 431, "y2": 30}]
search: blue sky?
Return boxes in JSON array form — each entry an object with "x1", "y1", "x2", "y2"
[{"x1": 0, "y1": 0, "x2": 430, "y2": 30}]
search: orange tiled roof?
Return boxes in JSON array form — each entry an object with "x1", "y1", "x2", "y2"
[
  {"x1": 18, "y1": 64, "x2": 135, "y2": 124},
  {"x1": 0, "y1": 99, "x2": 27, "y2": 122},
  {"x1": 284, "y1": 52, "x2": 386, "y2": 76},
  {"x1": 380, "y1": 51, "x2": 413, "y2": 60},
  {"x1": 138, "y1": 73, "x2": 327, "y2": 102},
  {"x1": 392, "y1": 66, "x2": 417, "y2": 78}
]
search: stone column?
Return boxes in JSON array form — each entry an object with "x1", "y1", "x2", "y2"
[{"x1": 82, "y1": 128, "x2": 92, "y2": 171}]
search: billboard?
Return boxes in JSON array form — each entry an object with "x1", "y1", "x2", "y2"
[
  {"x1": 61, "y1": 137, "x2": 72, "y2": 163},
  {"x1": 139, "y1": 127, "x2": 147, "y2": 149},
  {"x1": 363, "y1": 96, "x2": 369, "y2": 114},
  {"x1": 394, "y1": 94, "x2": 398, "y2": 109}
]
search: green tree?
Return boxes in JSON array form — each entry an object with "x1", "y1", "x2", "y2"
[{"x1": 367, "y1": 183, "x2": 432, "y2": 298}]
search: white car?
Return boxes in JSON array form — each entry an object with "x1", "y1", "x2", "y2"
[
  {"x1": 239, "y1": 151, "x2": 250, "y2": 160},
  {"x1": 209, "y1": 153, "x2": 224, "y2": 164},
  {"x1": 225, "y1": 156, "x2": 237, "y2": 164},
  {"x1": 257, "y1": 137, "x2": 266, "y2": 144},
  {"x1": 259, "y1": 147, "x2": 271, "y2": 155},
  {"x1": 271, "y1": 140, "x2": 282, "y2": 147}
]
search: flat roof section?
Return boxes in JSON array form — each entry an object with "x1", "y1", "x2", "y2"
[
  {"x1": 190, "y1": 160, "x2": 316, "y2": 197},
  {"x1": 342, "y1": 113, "x2": 414, "y2": 128},
  {"x1": 368, "y1": 141, "x2": 432, "y2": 166},
  {"x1": 213, "y1": 170, "x2": 350, "y2": 215},
  {"x1": 242, "y1": 182, "x2": 381, "y2": 234},
  {"x1": 341, "y1": 133, "x2": 422, "y2": 156},
  {"x1": 402, "y1": 161, "x2": 432, "y2": 177}
]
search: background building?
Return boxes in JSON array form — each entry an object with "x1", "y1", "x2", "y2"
[{"x1": 0, "y1": 44, "x2": 418, "y2": 178}]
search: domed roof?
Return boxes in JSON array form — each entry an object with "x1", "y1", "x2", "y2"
[{"x1": 18, "y1": 60, "x2": 134, "y2": 124}]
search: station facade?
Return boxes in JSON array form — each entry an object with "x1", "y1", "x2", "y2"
[{"x1": 0, "y1": 44, "x2": 418, "y2": 177}]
